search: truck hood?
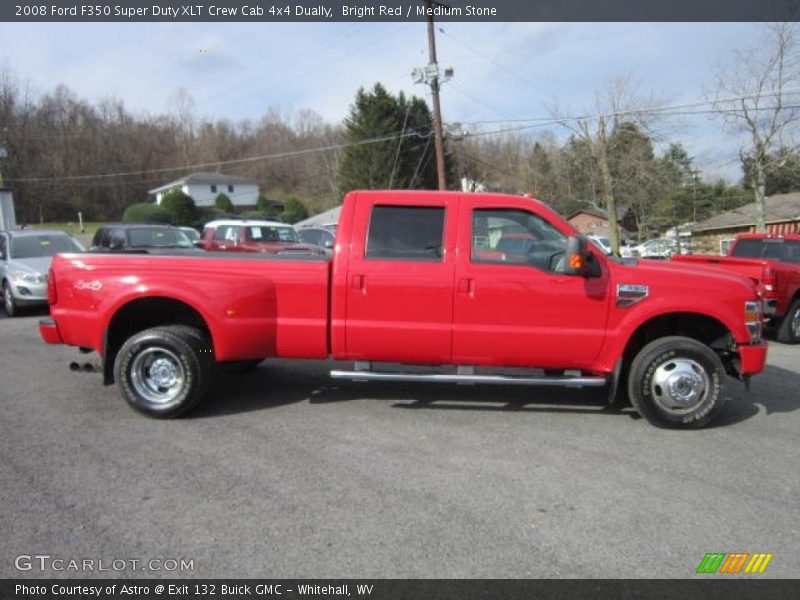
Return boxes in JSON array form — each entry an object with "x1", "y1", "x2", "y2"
[{"x1": 616, "y1": 258, "x2": 760, "y2": 295}]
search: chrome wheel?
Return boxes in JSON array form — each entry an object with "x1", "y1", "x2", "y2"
[
  {"x1": 650, "y1": 357, "x2": 710, "y2": 415},
  {"x1": 129, "y1": 347, "x2": 185, "y2": 405},
  {"x1": 792, "y1": 308, "x2": 800, "y2": 338}
]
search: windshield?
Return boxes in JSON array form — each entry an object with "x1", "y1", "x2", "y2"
[
  {"x1": 11, "y1": 234, "x2": 83, "y2": 259},
  {"x1": 247, "y1": 225, "x2": 298, "y2": 243},
  {"x1": 128, "y1": 228, "x2": 192, "y2": 248},
  {"x1": 732, "y1": 238, "x2": 800, "y2": 263}
]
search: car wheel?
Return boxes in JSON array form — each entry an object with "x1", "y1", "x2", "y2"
[
  {"x1": 776, "y1": 298, "x2": 800, "y2": 344},
  {"x1": 627, "y1": 336, "x2": 727, "y2": 429},
  {"x1": 3, "y1": 281, "x2": 17, "y2": 317},
  {"x1": 114, "y1": 327, "x2": 210, "y2": 418}
]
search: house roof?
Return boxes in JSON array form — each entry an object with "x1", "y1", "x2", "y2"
[
  {"x1": 148, "y1": 171, "x2": 258, "y2": 194},
  {"x1": 295, "y1": 206, "x2": 342, "y2": 228},
  {"x1": 566, "y1": 204, "x2": 631, "y2": 222},
  {"x1": 691, "y1": 192, "x2": 800, "y2": 232}
]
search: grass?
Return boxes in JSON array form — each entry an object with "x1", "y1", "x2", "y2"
[{"x1": 37, "y1": 222, "x2": 102, "y2": 236}]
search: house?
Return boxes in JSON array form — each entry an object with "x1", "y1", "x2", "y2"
[
  {"x1": 689, "y1": 192, "x2": 800, "y2": 254},
  {"x1": 149, "y1": 172, "x2": 259, "y2": 208},
  {"x1": 567, "y1": 206, "x2": 637, "y2": 239},
  {"x1": 295, "y1": 206, "x2": 342, "y2": 229}
]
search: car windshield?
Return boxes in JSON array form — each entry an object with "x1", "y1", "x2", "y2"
[
  {"x1": 128, "y1": 228, "x2": 192, "y2": 248},
  {"x1": 11, "y1": 234, "x2": 83, "y2": 258},
  {"x1": 248, "y1": 225, "x2": 298, "y2": 243}
]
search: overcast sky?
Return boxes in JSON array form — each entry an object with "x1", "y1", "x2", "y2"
[{"x1": 0, "y1": 21, "x2": 770, "y2": 183}]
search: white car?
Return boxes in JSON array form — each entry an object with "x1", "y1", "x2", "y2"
[
  {"x1": 623, "y1": 238, "x2": 676, "y2": 259},
  {"x1": 1, "y1": 229, "x2": 84, "y2": 316},
  {"x1": 587, "y1": 235, "x2": 612, "y2": 254}
]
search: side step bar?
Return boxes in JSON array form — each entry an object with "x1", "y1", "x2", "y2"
[{"x1": 330, "y1": 370, "x2": 607, "y2": 388}]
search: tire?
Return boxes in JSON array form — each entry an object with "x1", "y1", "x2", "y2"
[
  {"x1": 219, "y1": 359, "x2": 264, "y2": 374},
  {"x1": 776, "y1": 298, "x2": 800, "y2": 344},
  {"x1": 3, "y1": 281, "x2": 18, "y2": 317},
  {"x1": 627, "y1": 336, "x2": 727, "y2": 429},
  {"x1": 114, "y1": 327, "x2": 210, "y2": 418}
]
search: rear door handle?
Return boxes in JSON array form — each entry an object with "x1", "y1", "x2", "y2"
[
  {"x1": 351, "y1": 274, "x2": 366, "y2": 293},
  {"x1": 458, "y1": 278, "x2": 475, "y2": 297}
]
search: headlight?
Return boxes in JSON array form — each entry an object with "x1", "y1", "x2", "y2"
[
  {"x1": 11, "y1": 271, "x2": 45, "y2": 284},
  {"x1": 745, "y1": 300, "x2": 763, "y2": 343}
]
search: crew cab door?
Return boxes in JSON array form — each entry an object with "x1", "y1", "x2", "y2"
[
  {"x1": 344, "y1": 195, "x2": 458, "y2": 363},
  {"x1": 453, "y1": 198, "x2": 610, "y2": 369}
]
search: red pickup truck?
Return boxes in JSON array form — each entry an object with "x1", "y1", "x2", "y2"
[
  {"x1": 673, "y1": 234, "x2": 800, "y2": 344},
  {"x1": 39, "y1": 191, "x2": 767, "y2": 429}
]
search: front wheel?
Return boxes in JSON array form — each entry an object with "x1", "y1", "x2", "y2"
[
  {"x1": 628, "y1": 336, "x2": 727, "y2": 429},
  {"x1": 776, "y1": 299, "x2": 800, "y2": 344},
  {"x1": 114, "y1": 327, "x2": 210, "y2": 418},
  {"x1": 3, "y1": 281, "x2": 18, "y2": 317}
]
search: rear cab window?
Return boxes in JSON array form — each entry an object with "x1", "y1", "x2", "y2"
[
  {"x1": 732, "y1": 238, "x2": 800, "y2": 263},
  {"x1": 365, "y1": 205, "x2": 445, "y2": 261}
]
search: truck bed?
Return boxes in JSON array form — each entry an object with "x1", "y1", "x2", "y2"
[{"x1": 49, "y1": 251, "x2": 332, "y2": 362}]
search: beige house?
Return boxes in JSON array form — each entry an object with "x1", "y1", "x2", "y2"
[{"x1": 690, "y1": 193, "x2": 800, "y2": 255}]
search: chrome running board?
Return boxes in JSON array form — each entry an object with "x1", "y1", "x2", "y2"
[{"x1": 330, "y1": 369, "x2": 606, "y2": 388}]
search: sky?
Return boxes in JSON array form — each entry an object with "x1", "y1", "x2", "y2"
[{"x1": 0, "y1": 21, "x2": 773, "y2": 183}]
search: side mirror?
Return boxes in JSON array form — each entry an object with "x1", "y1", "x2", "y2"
[
  {"x1": 192, "y1": 240, "x2": 204, "y2": 248},
  {"x1": 109, "y1": 238, "x2": 125, "y2": 250},
  {"x1": 324, "y1": 239, "x2": 334, "y2": 249},
  {"x1": 563, "y1": 235, "x2": 593, "y2": 277}
]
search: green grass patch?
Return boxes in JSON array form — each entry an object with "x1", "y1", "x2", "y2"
[{"x1": 38, "y1": 222, "x2": 101, "y2": 235}]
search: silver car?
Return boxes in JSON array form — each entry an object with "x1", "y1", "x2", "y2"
[{"x1": 1, "y1": 229, "x2": 84, "y2": 317}]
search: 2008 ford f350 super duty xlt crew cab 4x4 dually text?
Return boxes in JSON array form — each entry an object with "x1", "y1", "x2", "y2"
[{"x1": 39, "y1": 191, "x2": 767, "y2": 429}]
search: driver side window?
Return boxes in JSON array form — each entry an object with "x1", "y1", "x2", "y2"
[{"x1": 471, "y1": 208, "x2": 566, "y2": 272}]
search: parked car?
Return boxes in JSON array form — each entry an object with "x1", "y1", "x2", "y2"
[
  {"x1": 587, "y1": 235, "x2": 611, "y2": 254},
  {"x1": 91, "y1": 224, "x2": 195, "y2": 251},
  {"x1": 40, "y1": 190, "x2": 767, "y2": 429},
  {"x1": 623, "y1": 238, "x2": 676, "y2": 259},
  {"x1": 673, "y1": 233, "x2": 800, "y2": 343},
  {"x1": 199, "y1": 220, "x2": 324, "y2": 255},
  {"x1": 295, "y1": 226, "x2": 336, "y2": 255},
  {"x1": 179, "y1": 226, "x2": 201, "y2": 243},
  {"x1": 1, "y1": 229, "x2": 84, "y2": 317}
]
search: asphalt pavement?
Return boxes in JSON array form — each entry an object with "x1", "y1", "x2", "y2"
[{"x1": 1, "y1": 313, "x2": 798, "y2": 578}]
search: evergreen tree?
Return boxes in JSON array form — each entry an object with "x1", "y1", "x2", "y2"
[
  {"x1": 338, "y1": 83, "x2": 452, "y2": 193},
  {"x1": 159, "y1": 189, "x2": 197, "y2": 226},
  {"x1": 214, "y1": 192, "x2": 235, "y2": 213}
]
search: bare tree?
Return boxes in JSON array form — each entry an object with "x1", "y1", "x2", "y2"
[
  {"x1": 710, "y1": 22, "x2": 800, "y2": 231},
  {"x1": 550, "y1": 75, "x2": 658, "y2": 255}
]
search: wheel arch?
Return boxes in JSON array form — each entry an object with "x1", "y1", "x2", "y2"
[{"x1": 103, "y1": 296, "x2": 213, "y2": 385}]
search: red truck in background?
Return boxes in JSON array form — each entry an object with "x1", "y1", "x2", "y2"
[
  {"x1": 39, "y1": 191, "x2": 767, "y2": 429},
  {"x1": 672, "y1": 233, "x2": 800, "y2": 344},
  {"x1": 198, "y1": 219, "x2": 323, "y2": 255}
]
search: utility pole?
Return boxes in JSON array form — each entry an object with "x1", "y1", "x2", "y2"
[{"x1": 426, "y1": 0, "x2": 447, "y2": 190}]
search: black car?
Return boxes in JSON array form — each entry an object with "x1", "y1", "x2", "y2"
[{"x1": 91, "y1": 224, "x2": 195, "y2": 251}]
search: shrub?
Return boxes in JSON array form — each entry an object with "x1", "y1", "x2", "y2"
[
  {"x1": 193, "y1": 207, "x2": 224, "y2": 229},
  {"x1": 281, "y1": 197, "x2": 309, "y2": 224},
  {"x1": 256, "y1": 194, "x2": 281, "y2": 217},
  {"x1": 159, "y1": 188, "x2": 198, "y2": 225},
  {"x1": 122, "y1": 203, "x2": 172, "y2": 224},
  {"x1": 214, "y1": 193, "x2": 235, "y2": 213}
]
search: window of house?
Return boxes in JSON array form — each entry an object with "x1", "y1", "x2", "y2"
[
  {"x1": 210, "y1": 185, "x2": 217, "y2": 193},
  {"x1": 228, "y1": 185, "x2": 234, "y2": 193},
  {"x1": 365, "y1": 205, "x2": 445, "y2": 261},
  {"x1": 472, "y1": 208, "x2": 566, "y2": 272},
  {"x1": 719, "y1": 238, "x2": 735, "y2": 255}
]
